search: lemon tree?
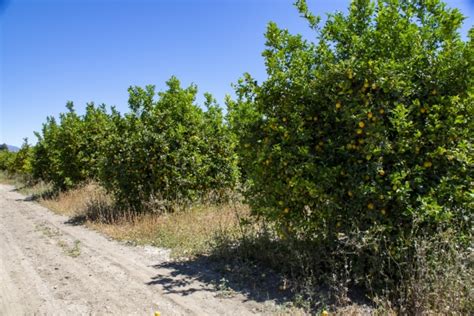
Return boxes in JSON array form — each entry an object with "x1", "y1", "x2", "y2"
[
  {"x1": 32, "y1": 102, "x2": 111, "y2": 189},
  {"x1": 229, "y1": 0, "x2": 473, "y2": 288},
  {"x1": 100, "y1": 77, "x2": 238, "y2": 211},
  {"x1": 0, "y1": 148, "x2": 16, "y2": 173}
]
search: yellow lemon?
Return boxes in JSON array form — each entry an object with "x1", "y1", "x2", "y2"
[
  {"x1": 356, "y1": 129, "x2": 363, "y2": 135},
  {"x1": 367, "y1": 112, "x2": 373, "y2": 119},
  {"x1": 381, "y1": 209, "x2": 386, "y2": 215},
  {"x1": 367, "y1": 203, "x2": 375, "y2": 210},
  {"x1": 379, "y1": 108, "x2": 385, "y2": 114},
  {"x1": 336, "y1": 101, "x2": 342, "y2": 109},
  {"x1": 283, "y1": 208, "x2": 289, "y2": 213},
  {"x1": 322, "y1": 311, "x2": 329, "y2": 316},
  {"x1": 348, "y1": 191, "x2": 353, "y2": 197},
  {"x1": 371, "y1": 83, "x2": 377, "y2": 90},
  {"x1": 359, "y1": 121, "x2": 365, "y2": 128},
  {"x1": 423, "y1": 161, "x2": 432, "y2": 168}
]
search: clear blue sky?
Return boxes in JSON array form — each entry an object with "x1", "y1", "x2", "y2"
[{"x1": 1, "y1": 0, "x2": 473, "y2": 146}]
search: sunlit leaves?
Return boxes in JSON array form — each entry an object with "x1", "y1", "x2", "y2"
[{"x1": 229, "y1": 0, "x2": 472, "y2": 243}]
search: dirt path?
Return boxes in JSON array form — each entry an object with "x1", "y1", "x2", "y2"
[{"x1": 0, "y1": 184, "x2": 268, "y2": 315}]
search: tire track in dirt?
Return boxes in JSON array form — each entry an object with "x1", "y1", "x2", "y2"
[{"x1": 0, "y1": 184, "x2": 265, "y2": 315}]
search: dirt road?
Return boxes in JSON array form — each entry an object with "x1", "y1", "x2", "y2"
[{"x1": 0, "y1": 184, "x2": 267, "y2": 315}]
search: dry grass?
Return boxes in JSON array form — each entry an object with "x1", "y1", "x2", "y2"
[
  {"x1": 36, "y1": 182, "x2": 248, "y2": 258},
  {"x1": 0, "y1": 171, "x2": 17, "y2": 185},
  {"x1": 0, "y1": 171, "x2": 30, "y2": 188},
  {"x1": 89, "y1": 203, "x2": 248, "y2": 258},
  {"x1": 0, "y1": 171, "x2": 53, "y2": 197},
  {"x1": 19, "y1": 181, "x2": 53, "y2": 197},
  {"x1": 395, "y1": 231, "x2": 473, "y2": 315},
  {"x1": 39, "y1": 182, "x2": 107, "y2": 216}
]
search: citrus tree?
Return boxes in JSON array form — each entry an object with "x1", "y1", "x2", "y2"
[
  {"x1": 32, "y1": 102, "x2": 111, "y2": 189},
  {"x1": 9, "y1": 139, "x2": 33, "y2": 177},
  {"x1": 100, "y1": 77, "x2": 238, "y2": 211},
  {"x1": 228, "y1": 0, "x2": 473, "y2": 288},
  {"x1": 0, "y1": 147, "x2": 16, "y2": 173}
]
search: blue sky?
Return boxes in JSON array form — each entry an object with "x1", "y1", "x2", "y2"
[{"x1": 1, "y1": 0, "x2": 473, "y2": 146}]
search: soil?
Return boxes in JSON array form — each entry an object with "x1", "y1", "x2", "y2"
[{"x1": 0, "y1": 184, "x2": 276, "y2": 315}]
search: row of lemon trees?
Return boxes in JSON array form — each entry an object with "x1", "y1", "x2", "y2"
[
  {"x1": 1, "y1": 80, "x2": 238, "y2": 212},
  {"x1": 1, "y1": 0, "x2": 472, "y2": 303},
  {"x1": 0, "y1": 140, "x2": 33, "y2": 176},
  {"x1": 28, "y1": 77, "x2": 238, "y2": 211}
]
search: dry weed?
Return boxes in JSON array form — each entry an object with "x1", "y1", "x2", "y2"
[
  {"x1": 89, "y1": 203, "x2": 248, "y2": 258},
  {"x1": 39, "y1": 182, "x2": 107, "y2": 216}
]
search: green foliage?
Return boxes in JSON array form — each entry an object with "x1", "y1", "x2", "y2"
[
  {"x1": 0, "y1": 139, "x2": 33, "y2": 177},
  {"x1": 32, "y1": 102, "x2": 111, "y2": 190},
  {"x1": 10, "y1": 139, "x2": 34, "y2": 176},
  {"x1": 228, "y1": 0, "x2": 472, "y2": 292},
  {"x1": 29, "y1": 77, "x2": 237, "y2": 209},
  {"x1": 101, "y1": 77, "x2": 238, "y2": 210},
  {"x1": 0, "y1": 149, "x2": 16, "y2": 172}
]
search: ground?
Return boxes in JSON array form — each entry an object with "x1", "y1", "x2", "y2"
[{"x1": 0, "y1": 184, "x2": 281, "y2": 315}]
